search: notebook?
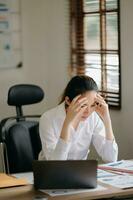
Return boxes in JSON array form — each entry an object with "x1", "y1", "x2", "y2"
[{"x1": 0, "y1": 173, "x2": 28, "y2": 188}]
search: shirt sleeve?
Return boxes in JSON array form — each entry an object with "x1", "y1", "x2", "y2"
[
  {"x1": 92, "y1": 114, "x2": 118, "y2": 163},
  {"x1": 39, "y1": 115, "x2": 72, "y2": 160}
]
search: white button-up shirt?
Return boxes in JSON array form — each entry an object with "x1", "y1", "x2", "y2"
[{"x1": 39, "y1": 102, "x2": 118, "y2": 162}]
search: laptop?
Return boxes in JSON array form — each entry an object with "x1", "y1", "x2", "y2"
[{"x1": 33, "y1": 160, "x2": 97, "y2": 189}]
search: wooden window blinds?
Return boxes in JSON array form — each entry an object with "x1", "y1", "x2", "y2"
[{"x1": 69, "y1": 0, "x2": 121, "y2": 109}]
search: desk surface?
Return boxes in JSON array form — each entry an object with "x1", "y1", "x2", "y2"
[{"x1": 1, "y1": 183, "x2": 133, "y2": 200}]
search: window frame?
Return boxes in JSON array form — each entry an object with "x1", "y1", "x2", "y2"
[{"x1": 69, "y1": 0, "x2": 121, "y2": 109}]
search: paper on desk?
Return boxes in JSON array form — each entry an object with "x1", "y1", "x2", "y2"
[
  {"x1": 99, "y1": 160, "x2": 133, "y2": 174},
  {"x1": 40, "y1": 185, "x2": 106, "y2": 197},
  {"x1": 99, "y1": 174, "x2": 133, "y2": 189},
  {"x1": 110, "y1": 160, "x2": 133, "y2": 171},
  {"x1": 12, "y1": 172, "x2": 33, "y2": 184},
  {"x1": 101, "y1": 160, "x2": 133, "y2": 170},
  {"x1": 97, "y1": 169, "x2": 117, "y2": 178}
]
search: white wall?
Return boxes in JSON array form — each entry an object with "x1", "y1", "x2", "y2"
[
  {"x1": 0, "y1": 0, "x2": 69, "y2": 117},
  {"x1": 0, "y1": 0, "x2": 133, "y2": 171},
  {"x1": 41, "y1": 0, "x2": 70, "y2": 108},
  {"x1": 0, "y1": 0, "x2": 47, "y2": 119},
  {"x1": 0, "y1": 0, "x2": 69, "y2": 171}
]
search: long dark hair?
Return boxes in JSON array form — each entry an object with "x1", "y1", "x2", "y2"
[{"x1": 60, "y1": 75, "x2": 98, "y2": 104}]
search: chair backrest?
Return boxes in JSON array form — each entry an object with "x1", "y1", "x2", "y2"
[
  {"x1": 0, "y1": 84, "x2": 44, "y2": 173},
  {"x1": 8, "y1": 84, "x2": 44, "y2": 119}
]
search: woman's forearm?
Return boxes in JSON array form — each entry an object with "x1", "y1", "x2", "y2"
[
  {"x1": 60, "y1": 120, "x2": 72, "y2": 142},
  {"x1": 103, "y1": 117, "x2": 114, "y2": 141}
]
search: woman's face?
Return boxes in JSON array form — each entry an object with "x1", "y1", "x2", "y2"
[{"x1": 79, "y1": 91, "x2": 97, "y2": 120}]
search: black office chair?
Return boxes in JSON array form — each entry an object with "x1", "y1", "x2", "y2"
[{"x1": 0, "y1": 84, "x2": 44, "y2": 174}]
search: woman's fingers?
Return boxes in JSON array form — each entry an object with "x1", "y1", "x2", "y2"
[
  {"x1": 75, "y1": 103, "x2": 88, "y2": 112},
  {"x1": 74, "y1": 97, "x2": 88, "y2": 109},
  {"x1": 71, "y1": 95, "x2": 81, "y2": 105},
  {"x1": 95, "y1": 99, "x2": 105, "y2": 105},
  {"x1": 68, "y1": 96, "x2": 88, "y2": 115},
  {"x1": 66, "y1": 96, "x2": 88, "y2": 124},
  {"x1": 71, "y1": 95, "x2": 87, "y2": 107},
  {"x1": 95, "y1": 94, "x2": 106, "y2": 106}
]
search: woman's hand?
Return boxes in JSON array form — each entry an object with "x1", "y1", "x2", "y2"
[
  {"x1": 60, "y1": 95, "x2": 88, "y2": 142},
  {"x1": 94, "y1": 94, "x2": 110, "y2": 123},
  {"x1": 65, "y1": 95, "x2": 88, "y2": 128},
  {"x1": 95, "y1": 94, "x2": 114, "y2": 141}
]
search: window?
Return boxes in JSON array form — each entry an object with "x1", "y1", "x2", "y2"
[{"x1": 69, "y1": 0, "x2": 121, "y2": 109}]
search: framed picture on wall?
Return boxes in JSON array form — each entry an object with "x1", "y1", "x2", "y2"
[{"x1": 0, "y1": 0, "x2": 22, "y2": 69}]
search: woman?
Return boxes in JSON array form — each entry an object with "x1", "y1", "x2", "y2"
[{"x1": 39, "y1": 75, "x2": 118, "y2": 162}]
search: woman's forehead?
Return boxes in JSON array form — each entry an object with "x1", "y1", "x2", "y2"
[
  {"x1": 81, "y1": 91, "x2": 97, "y2": 103},
  {"x1": 82, "y1": 91, "x2": 97, "y2": 98}
]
